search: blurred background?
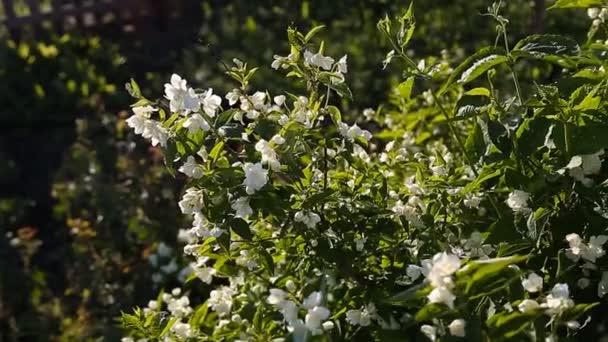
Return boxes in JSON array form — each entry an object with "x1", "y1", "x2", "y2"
[{"x1": 0, "y1": 0, "x2": 589, "y2": 340}]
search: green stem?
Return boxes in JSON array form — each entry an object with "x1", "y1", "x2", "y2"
[{"x1": 431, "y1": 91, "x2": 503, "y2": 219}]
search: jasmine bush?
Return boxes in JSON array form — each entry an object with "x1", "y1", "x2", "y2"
[{"x1": 121, "y1": 1, "x2": 608, "y2": 341}]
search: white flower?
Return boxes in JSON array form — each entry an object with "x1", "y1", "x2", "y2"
[
  {"x1": 178, "y1": 188, "x2": 204, "y2": 215},
  {"x1": 463, "y1": 231, "x2": 493, "y2": 258},
  {"x1": 518, "y1": 299, "x2": 540, "y2": 313},
  {"x1": 202, "y1": 88, "x2": 222, "y2": 117},
  {"x1": 406, "y1": 264, "x2": 423, "y2": 281},
  {"x1": 566, "y1": 233, "x2": 608, "y2": 263},
  {"x1": 427, "y1": 252, "x2": 461, "y2": 288},
  {"x1": 164, "y1": 74, "x2": 200, "y2": 114},
  {"x1": 183, "y1": 113, "x2": 210, "y2": 133},
  {"x1": 178, "y1": 156, "x2": 203, "y2": 179},
  {"x1": 506, "y1": 190, "x2": 530, "y2": 213},
  {"x1": 171, "y1": 322, "x2": 194, "y2": 338},
  {"x1": 132, "y1": 105, "x2": 157, "y2": 117},
  {"x1": 427, "y1": 286, "x2": 456, "y2": 309},
  {"x1": 231, "y1": 197, "x2": 253, "y2": 218},
  {"x1": 542, "y1": 283, "x2": 574, "y2": 315},
  {"x1": 448, "y1": 319, "x2": 466, "y2": 337},
  {"x1": 345, "y1": 309, "x2": 372, "y2": 327},
  {"x1": 243, "y1": 163, "x2": 268, "y2": 194},
  {"x1": 193, "y1": 264, "x2": 215, "y2": 284},
  {"x1": 294, "y1": 210, "x2": 321, "y2": 229},
  {"x1": 267, "y1": 288, "x2": 288, "y2": 305},
  {"x1": 270, "y1": 134, "x2": 286, "y2": 145},
  {"x1": 208, "y1": 286, "x2": 235, "y2": 317},
  {"x1": 420, "y1": 324, "x2": 437, "y2": 341},
  {"x1": 303, "y1": 291, "x2": 322, "y2": 308},
  {"x1": 336, "y1": 55, "x2": 348, "y2": 73},
  {"x1": 522, "y1": 272, "x2": 543, "y2": 293},
  {"x1": 126, "y1": 113, "x2": 148, "y2": 135},
  {"x1": 562, "y1": 150, "x2": 604, "y2": 186},
  {"x1": 588, "y1": 8, "x2": 600, "y2": 19},
  {"x1": 271, "y1": 54, "x2": 293, "y2": 69},
  {"x1": 305, "y1": 306, "x2": 330, "y2": 335},
  {"x1": 338, "y1": 122, "x2": 373, "y2": 142},
  {"x1": 304, "y1": 50, "x2": 335, "y2": 70},
  {"x1": 274, "y1": 95, "x2": 286, "y2": 106},
  {"x1": 255, "y1": 139, "x2": 281, "y2": 171},
  {"x1": 363, "y1": 108, "x2": 375, "y2": 121},
  {"x1": 354, "y1": 236, "x2": 367, "y2": 251},
  {"x1": 142, "y1": 121, "x2": 169, "y2": 147},
  {"x1": 226, "y1": 89, "x2": 240, "y2": 105},
  {"x1": 322, "y1": 321, "x2": 335, "y2": 331}
]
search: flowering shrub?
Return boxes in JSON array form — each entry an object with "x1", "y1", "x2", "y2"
[{"x1": 121, "y1": 2, "x2": 608, "y2": 341}]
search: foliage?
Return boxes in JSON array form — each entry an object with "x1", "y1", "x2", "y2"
[{"x1": 120, "y1": 2, "x2": 608, "y2": 341}]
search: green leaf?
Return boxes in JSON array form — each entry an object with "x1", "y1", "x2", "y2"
[
  {"x1": 464, "y1": 87, "x2": 491, "y2": 97},
  {"x1": 326, "y1": 105, "x2": 342, "y2": 126},
  {"x1": 229, "y1": 218, "x2": 253, "y2": 240},
  {"x1": 385, "y1": 283, "x2": 431, "y2": 307},
  {"x1": 304, "y1": 25, "x2": 325, "y2": 42},
  {"x1": 439, "y1": 47, "x2": 508, "y2": 95},
  {"x1": 486, "y1": 311, "x2": 542, "y2": 341},
  {"x1": 126, "y1": 78, "x2": 142, "y2": 99},
  {"x1": 259, "y1": 248, "x2": 275, "y2": 275},
  {"x1": 548, "y1": 0, "x2": 604, "y2": 9},
  {"x1": 397, "y1": 76, "x2": 415, "y2": 101},
  {"x1": 512, "y1": 34, "x2": 580, "y2": 59},
  {"x1": 457, "y1": 255, "x2": 526, "y2": 297},
  {"x1": 415, "y1": 303, "x2": 447, "y2": 321},
  {"x1": 396, "y1": 3, "x2": 416, "y2": 49},
  {"x1": 561, "y1": 302, "x2": 600, "y2": 321},
  {"x1": 209, "y1": 141, "x2": 225, "y2": 162}
]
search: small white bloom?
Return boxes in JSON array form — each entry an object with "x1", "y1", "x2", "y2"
[
  {"x1": 337, "y1": 55, "x2": 348, "y2": 73},
  {"x1": 183, "y1": 113, "x2": 211, "y2": 133},
  {"x1": 164, "y1": 74, "x2": 200, "y2": 114},
  {"x1": 506, "y1": 190, "x2": 530, "y2": 213},
  {"x1": 225, "y1": 89, "x2": 240, "y2": 106},
  {"x1": 270, "y1": 134, "x2": 286, "y2": 145},
  {"x1": 274, "y1": 95, "x2": 286, "y2": 106},
  {"x1": 178, "y1": 188, "x2": 204, "y2": 215},
  {"x1": 522, "y1": 273, "x2": 543, "y2": 293},
  {"x1": 208, "y1": 286, "x2": 235, "y2": 317},
  {"x1": 178, "y1": 156, "x2": 203, "y2": 179},
  {"x1": 202, "y1": 88, "x2": 222, "y2": 117},
  {"x1": 420, "y1": 324, "x2": 437, "y2": 341},
  {"x1": 322, "y1": 321, "x2": 335, "y2": 330},
  {"x1": 448, "y1": 319, "x2": 466, "y2": 337},
  {"x1": 427, "y1": 286, "x2": 456, "y2": 308},
  {"x1": 406, "y1": 264, "x2": 423, "y2": 281},
  {"x1": 142, "y1": 121, "x2": 169, "y2": 147},
  {"x1": 231, "y1": 197, "x2": 253, "y2": 218},
  {"x1": 354, "y1": 236, "x2": 367, "y2": 251},
  {"x1": 427, "y1": 252, "x2": 461, "y2": 288},
  {"x1": 243, "y1": 163, "x2": 268, "y2": 194},
  {"x1": 255, "y1": 139, "x2": 281, "y2": 171},
  {"x1": 588, "y1": 8, "x2": 600, "y2": 19},
  {"x1": 518, "y1": 299, "x2": 540, "y2": 313}
]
